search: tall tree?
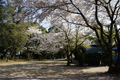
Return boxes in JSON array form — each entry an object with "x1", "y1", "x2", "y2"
[
  {"x1": 0, "y1": 0, "x2": 28, "y2": 60},
  {"x1": 59, "y1": 24, "x2": 74, "y2": 65}
]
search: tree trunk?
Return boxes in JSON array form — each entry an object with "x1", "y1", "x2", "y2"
[
  {"x1": 11, "y1": 51, "x2": 16, "y2": 60},
  {"x1": 70, "y1": 54, "x2": 73, "y2": 63},
  {"x1": 107, "y1": 49, "x2": 114, "y2": 73},
  {"x1": 66, "y1": 48, "x2": 71, "y2": 66},
  {"x1": 5, "y1": 50, "x2": 9, "y2": 62},
  {"x1": 11, "y1": 48, "x2": 17, "y2": 60},
  {"x1": 6, "y1": 57, "x2": 8, "y2": 62},
  {"x1": 67, "y1": 55, "x2": 70, "y2": 66}
]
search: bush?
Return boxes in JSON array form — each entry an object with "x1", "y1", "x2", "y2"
[
  {"x1": 74, "y1": 46, "x2": 86, "y2": 66},
  {"x1": 16, "y1": 49, "x2": 67, "y2": 60},
  {"x1": 85, "y1": 53, "x2": 102, "y2": 66},
  {"x1": 56, "y1": 49, "x2": 66, "y2": 59}
]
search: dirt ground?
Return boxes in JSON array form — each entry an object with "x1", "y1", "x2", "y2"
[{"x1": 0, "y1": 60, "x2": 119, "y2": 80}]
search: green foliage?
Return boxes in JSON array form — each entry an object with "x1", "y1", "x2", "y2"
[
  {"x1": 56, "y1": 49, "x2": 66, "y2": 59},
  {"x1": 87, "y1": 29, "x2": 115, "y2": 47},
  {"x1": 20, "y1": 48, "x2": 67, "y2": 60},
  {"x1": 0, "y1": 23, "x2": 28, "y2": 59},
  {"x1": 29, "y1": 21, "x2": 39, "y2": 26},
  {"x1": 38, "y1": 26, "x2": 47, "y2": 34},
  {"x1": 0, "y1": 0, "x2": 15, "y2": 23},
  {"x1": 0, "y1": 1, "x2": 28, "y2": 59},
  {"x1": 10, "y1": 23, "x2": 28, "y2": 51},
  {"x1": 0, "y1": 0, "x2": 6, "y2": 23},
  {"x1": 28, "y1": 21, "x2": 47, "y2": 34},
  {"x1": 74, "y1": 45, "x2": 86, "y2": 66},
  {"x1": 86, "y1": 29, "x2": 116, "y2": 66}
]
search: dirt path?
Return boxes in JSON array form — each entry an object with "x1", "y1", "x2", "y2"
[{"x1": 0, "y1": 60, "x2": 119, "y2": 80}]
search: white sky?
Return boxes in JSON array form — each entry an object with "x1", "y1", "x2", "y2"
[{"x1": 40, "y1": 19, "x2": 51, "y2": 31}]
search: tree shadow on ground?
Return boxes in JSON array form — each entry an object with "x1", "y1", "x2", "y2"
[
  {"x1": 0, "y1": 73, "x2": 119, "y2": 80},
  {"x1": 0, "y1": 60, "x2": 119, "y2": 80}
]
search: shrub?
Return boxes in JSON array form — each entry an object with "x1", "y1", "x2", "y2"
[{"x1": 85, "y1": 53, "x2": 102, "y2": 66}]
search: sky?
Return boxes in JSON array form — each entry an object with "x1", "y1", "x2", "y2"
[{"x1": 40, "y1": 19, "x2": 51, "y2": 31}]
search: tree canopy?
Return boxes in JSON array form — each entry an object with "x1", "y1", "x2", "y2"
[{"x1": 0, "y1": 0, "x2": 28, "y2": 60}]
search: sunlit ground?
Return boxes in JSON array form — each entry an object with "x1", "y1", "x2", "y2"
[{"x1": 0, "y1": 60, "x2": 119, "y2": 80}]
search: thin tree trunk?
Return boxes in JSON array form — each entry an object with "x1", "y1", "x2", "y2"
[
  {"x1": 11, "y1": 51, "x2": 16, "y2": 60},
  {"x1": 70, "y1": 54, "x2": 73, "y2": 63},
  {"x1": 66, "y1": 48, "x2": 71, "y2": 66},
  {"x1": 67, "y1": 55, "x2": 70, "y2": 66}
]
